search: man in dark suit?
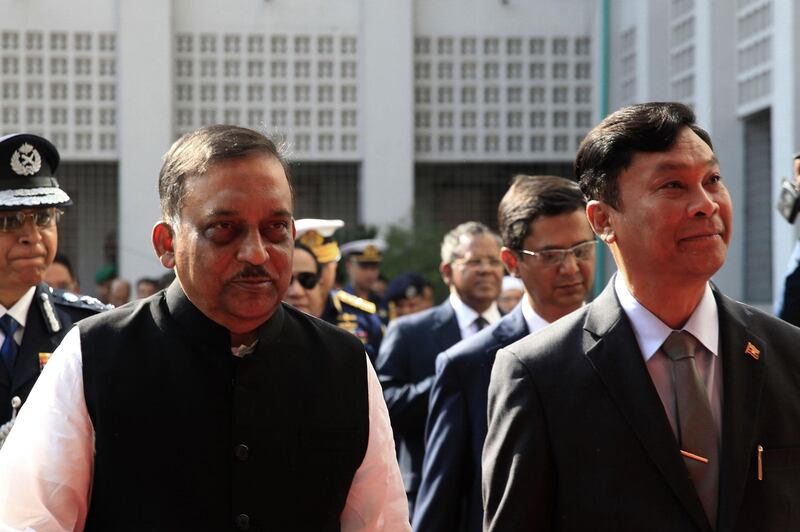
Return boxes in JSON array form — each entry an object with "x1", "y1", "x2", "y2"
[
  {"x1": 484, "y1": 102, "x2": 800, "y2": 531},
  {"x1": 0, "y1": 133, "x2": 107, "y2": 427},
  {"x1": 375, "y1": 221, "x2": 504, "y2": 516},
  {"x1": 413, "y1": 175, "x2": 596, "y2": 532}
]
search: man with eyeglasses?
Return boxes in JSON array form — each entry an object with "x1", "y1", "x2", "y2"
[
  {"x1": 376, "y1": 221, "x2": 503, "y2": 517},
  {"x1": 0, "y1": 133, "x2": 107, "y2": 428},
  {"x1": 413, "y1": 175, "x2": 595, "y2": 532},
  {"x1": 484, "y1": 103, "x2": 800, "y2": 531}
]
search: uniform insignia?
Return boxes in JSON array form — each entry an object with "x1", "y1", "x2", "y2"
[
  {"x1": 10, "y1": 143, "x2": 42, "y2": 176},
  {"x1": 39, "y1": 292, "x2": 62, "y2": 333},
  {"x1": 39, "y1": 352, "x2": 52, "y2": 369},
  {"x1": 744, "y1": 341, "x2": 760, "y2": 360},
  {"x1": 336, "y1": 291, "x2": 377, "y2": 314},
  {"x1": 61, "y1": 291, "x2": 79, "y2": 302}
]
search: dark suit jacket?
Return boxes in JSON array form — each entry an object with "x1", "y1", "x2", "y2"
[
  {"x1": 0, "y1": 283, "x2": 105, "y2": 423},
  {"x1": 413, "y1": 305, "x2": 529, "y2": 532},
  {"x1": 483, "y1": 280, "x2": 800, "y2": 532},
  {"x1": 375, "y1": 300, "x2": 461, "y2": 499}
]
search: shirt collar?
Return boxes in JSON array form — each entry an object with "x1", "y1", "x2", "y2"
[
  {"x1": 0, "y1": 286, "x2": 37, "y2": 328},
  {"x1": 521, "y1": 294, "x2": 550, "y2": 333},
  {"x1": 448, "y1": 292, "x2": 501, "y2": 330},
  {"x1": 614, "y1": 274, "x2": 719, "y2": 362}
]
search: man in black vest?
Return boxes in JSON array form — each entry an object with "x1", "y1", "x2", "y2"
[{"x1": 0, "y1": 125, "x2": 409, "y2": 531}]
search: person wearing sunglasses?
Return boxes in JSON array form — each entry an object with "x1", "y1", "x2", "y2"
[
  {"x1": 296, "y1": 219, "x2": 385, "y2": 363},
  {"x1": 0, "y1": 134, "x2": 108, "y2": 430},
  {"x1": 283, "y1": 242, "x2": 323, "y2": 316}
]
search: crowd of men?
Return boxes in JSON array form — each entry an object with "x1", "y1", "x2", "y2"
[{"x1": 0, "y1": 101, "x2": 799, "y2": 532}]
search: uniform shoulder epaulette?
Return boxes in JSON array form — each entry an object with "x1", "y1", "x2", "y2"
[
  {"x1": 334, "y1": 290, "x2": 377, "y2": 314},
  {"x1": 47, "y1": 286, "x2": 112, "y2": 313}
]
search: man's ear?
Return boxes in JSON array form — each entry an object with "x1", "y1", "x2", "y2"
[
  {"x1": 500, "y1": 247, "x2": 519, "y2": 277},
  {"x1": 586, "y1": 201, "x2": 616, "y2": 244},
  {"x1": 152, "y1": 222, "x2": 176, "y2": 269},
  {"x1": 439, "y1": 261, "x2": 453, "y2": 287}
]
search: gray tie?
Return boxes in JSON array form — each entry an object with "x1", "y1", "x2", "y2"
[{"x1": 662, "y1": 330, "x2": 719, "y2": 529}]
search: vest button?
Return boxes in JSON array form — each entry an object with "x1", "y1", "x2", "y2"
[
  {"x1": 235, "y1": 513, "x2": 250, "y2": 530},
  {"x1": 234, "y1": 443, "x2": 250, "y2": 461}
]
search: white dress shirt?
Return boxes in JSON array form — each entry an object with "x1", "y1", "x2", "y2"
[
  {"x1": 0, "y1": 286, "x2": 36, "y2": 346},
  {"x1": 614, "y1": 274, "x2": 723, "y2": 439},
  {"x1": 520, "y1": 294, "x2": 550, "y2": 334},
  {"x1": 448, "y1": 293, "x2": 502, "y2": 340},
  {"x1": 0, "y1": 326, "x2": 411, "y2": 532}
]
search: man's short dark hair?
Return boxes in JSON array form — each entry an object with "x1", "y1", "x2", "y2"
[
  {"x1": 158, "y1": 125, "x2": 292, "y2": 223},
  {"x1": 498, "y1": 175, "x2": 586, "y2": 251},
  {"x1": 575, "y1": 102, "x2": 713, "y2": 209}
]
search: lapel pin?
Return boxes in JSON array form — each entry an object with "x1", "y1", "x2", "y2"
[
  {"x1": 744, "y1": 342, "x2": 760, "y2": 360},
  {"x1": 38, "y1": 352, "x2": 52, "y2": 370}
]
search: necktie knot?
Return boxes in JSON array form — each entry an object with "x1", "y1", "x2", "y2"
[
  {"x1": 0, "y1": 315, "x2": 19, "y2": 339},
  {"x1": 474, "y1": 316, "x2": 488, "y2": 331},
  {"x1": 662, "y1": 330, "x2": 697, "y2": 362}
]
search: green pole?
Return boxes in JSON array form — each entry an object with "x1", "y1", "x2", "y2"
[{"x1": 594, "y1": 0, "x2": 611, "y2": 297}]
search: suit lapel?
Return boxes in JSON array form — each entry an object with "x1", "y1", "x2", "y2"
[
  {"x1": 584, "y1": 281, "x2": 712, "y2": 532},
  {"x1": 715, "y1": 293, "x2": 765, "y2": 532},
  {"x1": 432, "y1": 301, "x2": 461, "y2": 352},
  {"x1": 491, "y1": 305, "x2": 529, "y2": 347}
]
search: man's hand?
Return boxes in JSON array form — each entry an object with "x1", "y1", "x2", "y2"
[{"x1": 794, "y1": 155, "x2": 800, "y2": 185}]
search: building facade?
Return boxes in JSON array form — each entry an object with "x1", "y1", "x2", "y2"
[{"x1": 1, "y1": 0, "x2": 796, "y2": 305}]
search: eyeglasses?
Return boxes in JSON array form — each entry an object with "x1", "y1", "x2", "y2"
[
  {"x1": 0, "y1": 208, "x2": 63, "y2": 233},
  {"x1": 453, "y1": 256, "x2": 504, "y2": 270},
  {"x1": 518, "y1": 240, "x2": 596, "y2": 267},
  {"x1": 291, "y1": 271, "x2": 320, "y2": 289}
]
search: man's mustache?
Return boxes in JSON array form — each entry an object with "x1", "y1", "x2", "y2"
[{"x1": 231, "y1": 265, "x2": 271, "y2": 281}]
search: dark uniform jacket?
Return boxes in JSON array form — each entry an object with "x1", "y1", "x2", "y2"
[
  {"x1": 322, "y1": 289, "x2": 384, "y2": 363},
  {"x1": 81, "y1": 281, "x2": 370, "y2": 532},
  {"x1": 484, "y1": 280, "x2": 800, "y2": 532},
  {"x1": 0, "y1": 283, "x2": 106, "y2": 423}
]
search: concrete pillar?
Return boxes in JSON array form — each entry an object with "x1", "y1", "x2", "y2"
[
  {"x1": 359, "y1": 0, "x2": 414, "y2": 229},
  {"x1": 117, "y1": 0, "x2": 174, "y2": 284}
]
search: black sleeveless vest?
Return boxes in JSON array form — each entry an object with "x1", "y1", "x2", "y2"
[{"x1": 81, "y1": 282, "x2": 369, "y2": 531}]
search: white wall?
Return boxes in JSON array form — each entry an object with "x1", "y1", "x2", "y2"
[{"x1": 117, "y1": 0, "x2": 173, "y2": 285}]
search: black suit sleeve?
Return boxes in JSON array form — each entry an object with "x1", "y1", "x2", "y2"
[
  {"x1": 374, "y1": 320, "x2": 434, "y2": 433},
  {"x1": 483, "y1": 347, "x2": 555, "y2": 531}
]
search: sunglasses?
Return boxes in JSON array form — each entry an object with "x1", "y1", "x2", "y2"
[
  {"x1": 291, "y1": 271, "x2": 320, "y2": 289},
  {"x1": 0, "y1": 208, "x2": 63, "y2": 233}
]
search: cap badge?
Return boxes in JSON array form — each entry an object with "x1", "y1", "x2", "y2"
[{"x1": 10, "y1": 143, "x2": 42, "y2": 176}]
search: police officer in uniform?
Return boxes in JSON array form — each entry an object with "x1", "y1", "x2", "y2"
[
  {"x1": 296, "y1": 219, "x2": 384, "y2": 362},
  {"x1": 340, "y1": 238, "x2": 390, "y2": 324},
  {"x1": 0, "y1": 133, "x2": 108, "y2": 426}
]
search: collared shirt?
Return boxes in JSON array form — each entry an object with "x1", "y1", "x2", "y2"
[
  {"x1": 520, "y1": 294, "x2": 550, "y2": 334},
  {"x1": 0, "y1": 286, "x2": 36, "y2": 346},
  {"x1": 614, "y1": 274, "x2": 723, "y2": 439},
  {"x1": 0, "y1": 327, "x2": 411, "y2": 532},
  {"x1": 448, "y1": 293, "x2": 502, "y2": 339}
]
